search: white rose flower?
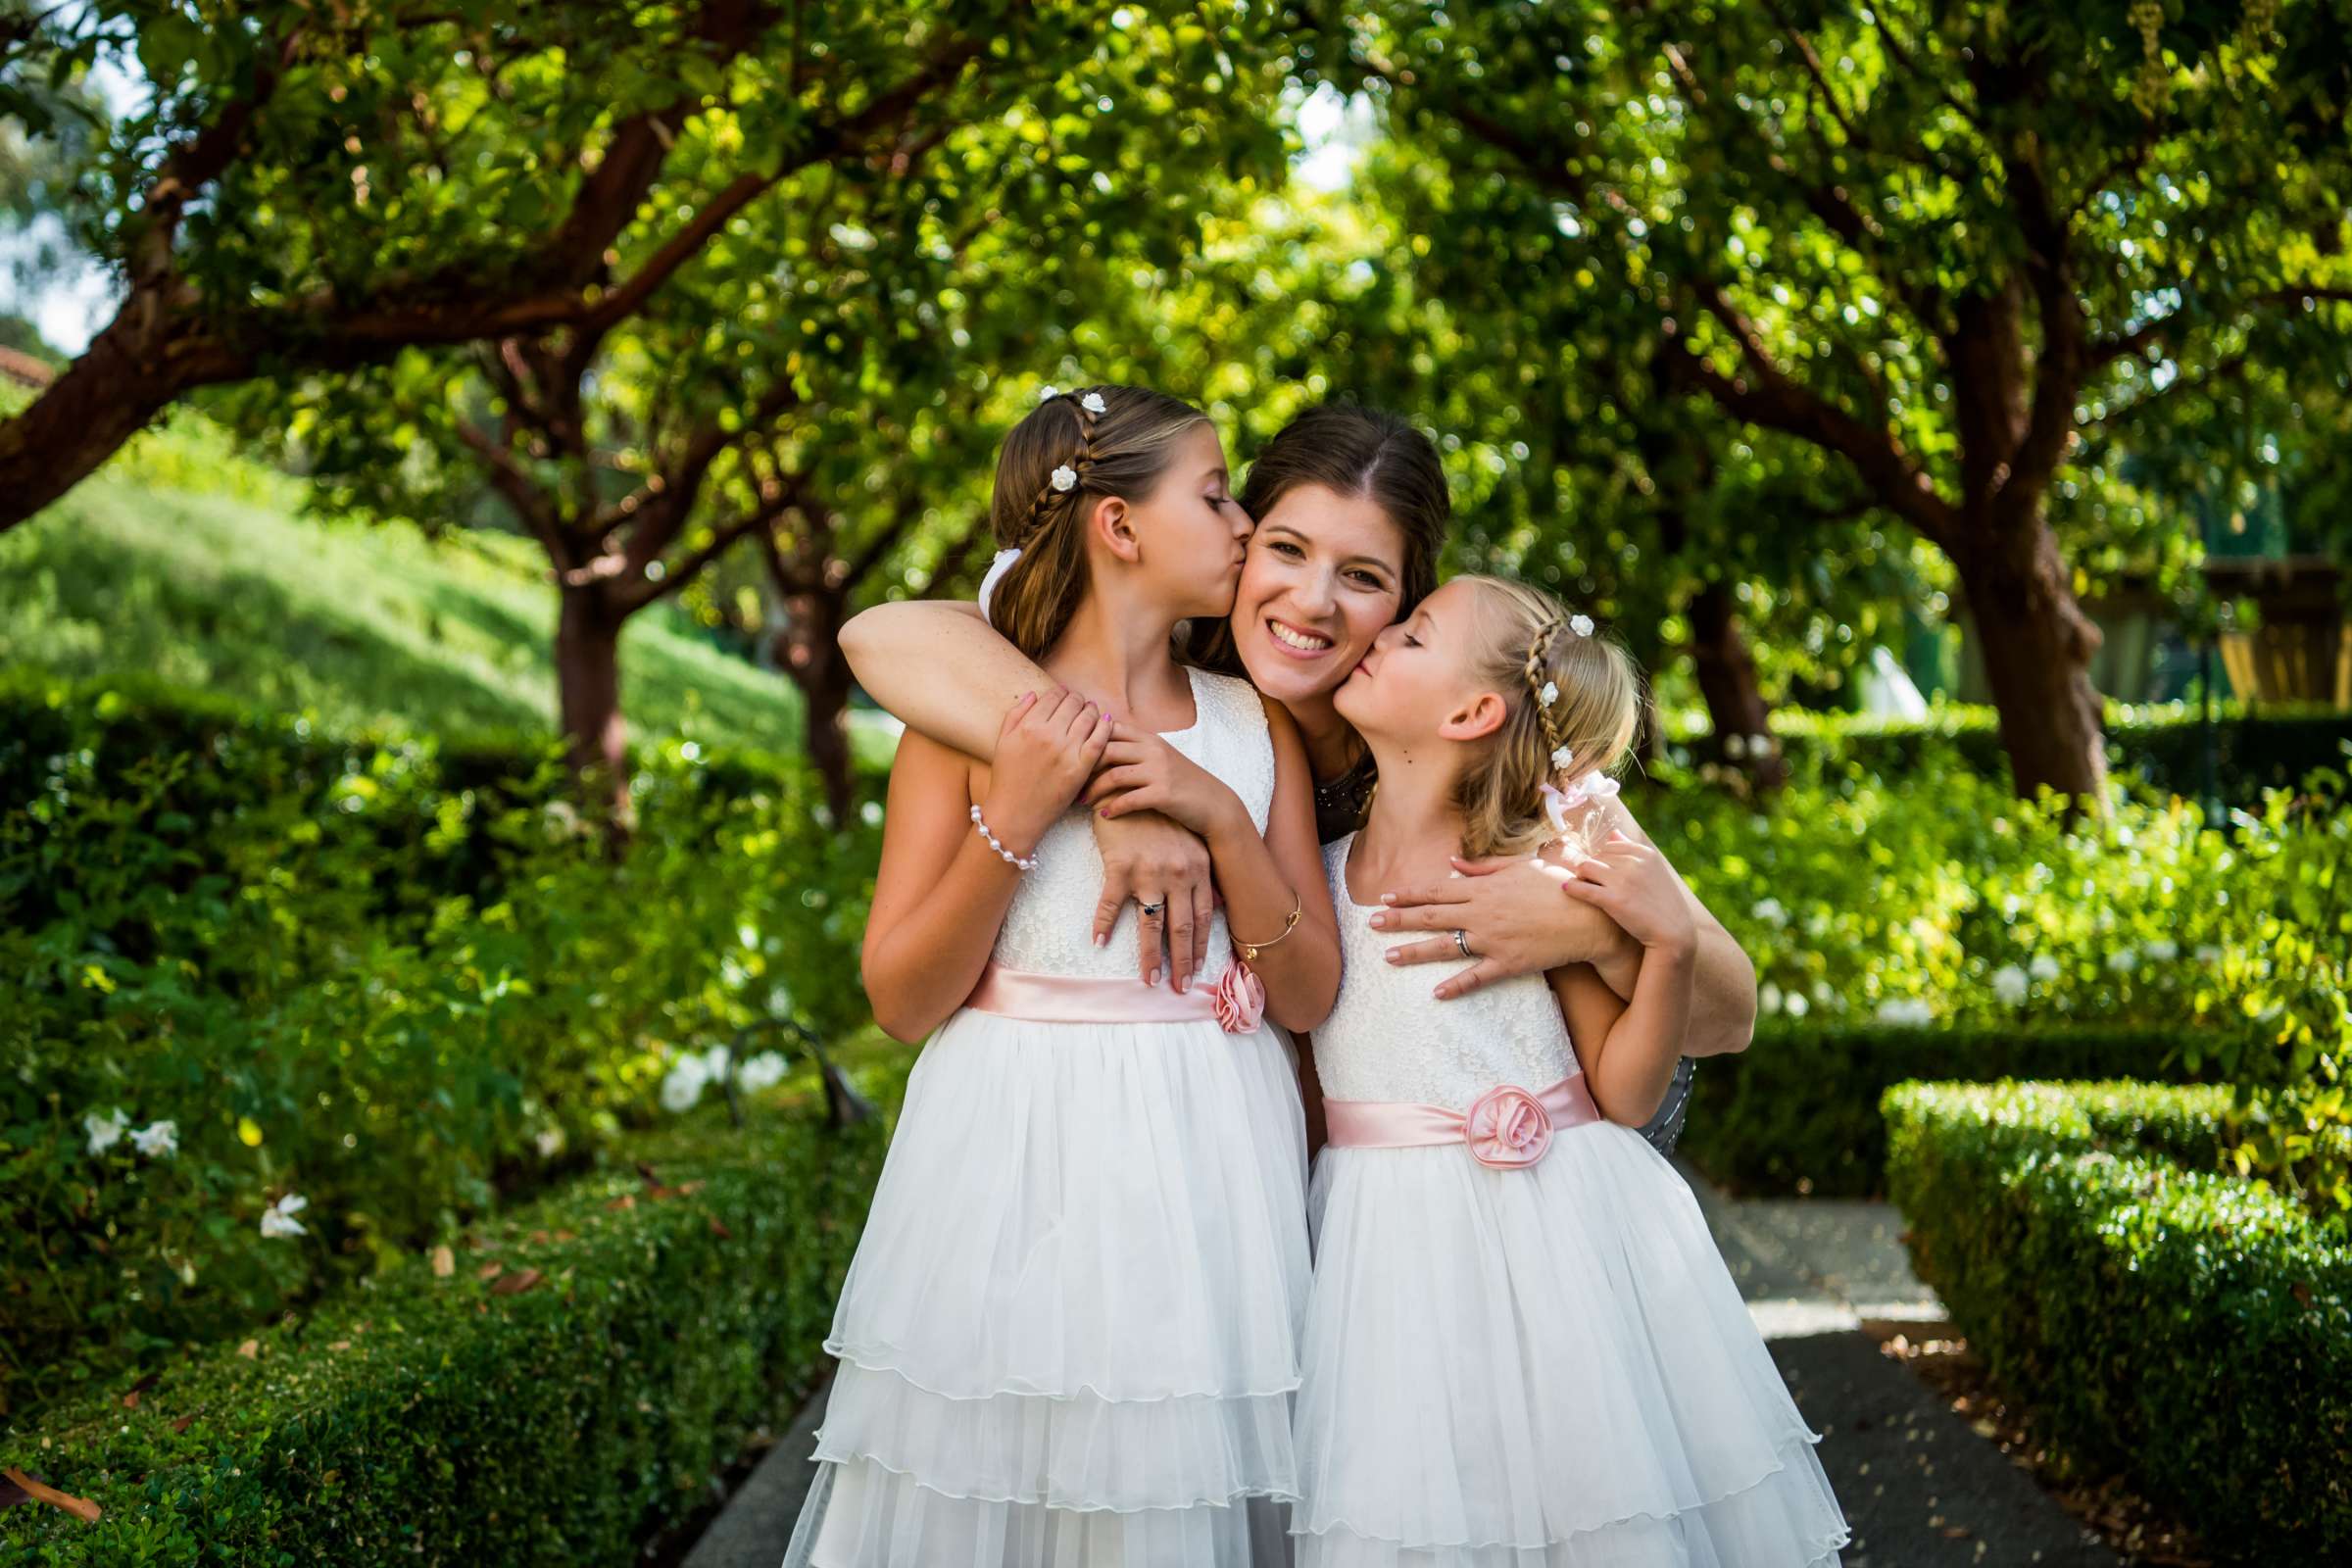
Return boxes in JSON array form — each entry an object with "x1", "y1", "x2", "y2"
[
  {"x1": 660, "y1": 1058, "x2": 708, "y2": 1113},
  {"x1": 1080, "y1": 392, "x2": 1107, "y2": 415},
  {"x1": 1039, "y1": 384, "x2": 1060, "y2": 401},
  {"x1": 1550, "y1": 745, "x2": 1576, "y2": 772},
  {"x1": 738, "y1": 1052, "x2": 790, "y2": 1093},
  {"x1": 1050, "y1": 465, "x2": 1077, "y2": 492},
  {"x1": 1569, "y1": 613, "x2": 1594, "y2": 637},
  {"x1": 84, "y1": 1107, "x2": 129, "y2": 1155},
  {"x1": 2029, "y1": 954, "x2": 2062, "y2": 983},
  {"x1": 131, "y1": 1120, "x2": 179, "y2": 1158},
  {"x1": 260, "y1": 1194, "x2": 309, "y2": 1240},
  {"x1": 1539, "y1": 680, "x2": 1558, "y2": 708},
  {"x1": 1991, "y1": 964, "x2": 2028, "y2": 1005}
]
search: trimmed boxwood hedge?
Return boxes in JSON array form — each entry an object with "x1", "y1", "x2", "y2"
[
  {"x1": 1884, "y1": 1081, "x2": 2352, "y2": 1562},
  {"x1": 1677, "y1": 1022, "x2": 2217, "y2": 1197},
  {"x1": 0, "y1": 1102, "x2": 887, "y2": 1566}
]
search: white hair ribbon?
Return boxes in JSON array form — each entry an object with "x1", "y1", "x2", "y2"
[{"x1": 977, "y1": 546, "x2": 1021, "y2": 627}]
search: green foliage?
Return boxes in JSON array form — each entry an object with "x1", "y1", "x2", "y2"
[
  {"x1": 0, "y1": 467, "x2": 806, "y2": 754},
  {"x1": 1681, "y1": 1021, "x2": 2206, "y2": 1197},
  {"x1": 1647, "y1": 756, "x2": 2352, "y2": 1092},
  {"x1": 1885, "y1": 1080, "x2": 2352, "y2": 1560},
  {"x1": 0, "y1": 672, "x2": 880, "y2": 1413},
  {"x1": 0, "y1": 1102, "x2": 888, "y2": 1566}
]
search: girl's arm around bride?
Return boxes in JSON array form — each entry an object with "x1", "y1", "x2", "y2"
[{"x1": 860, "y1": 690, "x2": 1109, "y2": 1042}]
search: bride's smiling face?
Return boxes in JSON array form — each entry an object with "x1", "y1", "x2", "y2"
[{"x1": 1228, "y1": 483, "x2": 1409, "y2": 705}]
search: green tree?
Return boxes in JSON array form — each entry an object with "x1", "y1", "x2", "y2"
[{"x1": 1299, "y1": 0, "x2": 2352, "y2": 800}]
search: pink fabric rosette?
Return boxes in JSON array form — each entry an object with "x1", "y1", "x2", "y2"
[
  {"x1": 1462, "y1": 1084, "x2": 1554, "y2": 1168},
  {"x1": 1211, "y1": 961, "x2": 1266, "y2": 1034}
]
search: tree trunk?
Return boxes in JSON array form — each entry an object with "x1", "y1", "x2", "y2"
[
  {"x1": 1688, "y1": 581, "x2": 1786, "y2": 792},
  {"x1": 0, "y1": 301, "x2": 243, "y2": 530},
  {"x1": 775, "y1": 585, "x2": 854, "y2": 820},
  {"x1": 555, "y1": 584, "x2": 630, "y2": 822},
  {"x1": 1954, "y1": 510, "x2": 2109, "y2": 804}
]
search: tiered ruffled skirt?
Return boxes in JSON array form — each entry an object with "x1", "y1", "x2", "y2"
[
  {"x1": 784, "y1": 1005, "x2": 1310, "y2": 1567},
  {"x1": 1294, "y1": 1122, "x2": 1850, "y2": 1567}
]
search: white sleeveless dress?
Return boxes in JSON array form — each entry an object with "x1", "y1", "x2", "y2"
[
  {"x1": 1293, "y1": 835, "x2": 1848, "y2": 1568},
  {"x1": 785, "y1": 667, "x2": 1308, "y2": 1567}
]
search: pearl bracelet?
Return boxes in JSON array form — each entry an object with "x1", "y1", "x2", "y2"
[{"x1": 970, "y1": 805, "x2": 1040, "y2": 871}]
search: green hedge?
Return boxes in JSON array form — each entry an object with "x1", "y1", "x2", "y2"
[
  {"x1": 2, "y1": 669, "x2": 880, "y2": 1414},
  {"x1": 1885, "y1": 1081, "x2": 2352, "y2": 1561},
  {"x1": 1680, "y1": 702, "x2": 2352, "y2": 803},
  {"x1": 0, "y1": 1102, "x2": 888, "y2": 1566},
  {"x1": 1678, "y1": 1023, "x2": 2216, "y2": 1197}
]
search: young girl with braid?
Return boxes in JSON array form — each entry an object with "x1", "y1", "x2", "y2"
[
  {"x1": 784, "y1": 386, "x2": 1339, "y2": 1566},
  {"x1": 1292, "y1": 576, "x2": 1847, "y2": 1566}
]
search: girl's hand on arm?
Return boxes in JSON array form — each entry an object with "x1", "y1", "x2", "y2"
[
  {"x1": 1082, "y1": 724, "x2": 1248, "y2": 839},
  {"x1": 1559, "y1": 831, "x2": 1698, "y2": 960},
  {"x1": 1548, "y1": 959, "x2": 1691, "y2": 1129},
  {"x1": 1090, "y1": 810, "x2": 1215, "y2": 990},
  {"x1": 838, "y1": 599, "x2": 1056, "y2": 760},
  {"x1": 981, "y1": 689, "x2": 1114, "y2": 853}
]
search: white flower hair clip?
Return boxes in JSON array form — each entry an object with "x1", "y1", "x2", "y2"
[
  {"x1": 1539, "y1": 680, "x2": 1558, "y2": 709},
  {"x1": 1039, "y1": 384, "x2": 1061, "y2": 402},
  {"x1": 1550, "y1": 744, "x2": 1576, "y2": 772},
  {"x1": 1081, "y1": 392, "x2": 1106, "y2": 414},
  {"x1": 1569, "y1": 613, "x2": 1594, "y2": 637},
  {"x1": 1050, "y1": 465, "x2": 1077, "y2": 492}
]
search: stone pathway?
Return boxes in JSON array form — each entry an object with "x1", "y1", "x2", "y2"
[
  {"x1": 682, "y1": 1164, "x2": 2122, "y2": 1567},
  {"x1": 1679, "y1": 1161, "x2": 2121, "y2": 1567}
]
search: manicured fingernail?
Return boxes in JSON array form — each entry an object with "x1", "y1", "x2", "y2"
[
  {"x1": 1095, "y1": 934, "x2": 1107, "y2": 948},
  {"x1": 1385, "y1": 949, "x2": 1401, "y2": 963},
  {"x1": 1147, "y1": 970, "x2": 1159, "y2": 987},
  {"x1": 1380, "y1": 893, "x2": 1396, "y2": 906},
  {"x1": 1369, "y1": 912, "x2": 1389, "y2": 929}
]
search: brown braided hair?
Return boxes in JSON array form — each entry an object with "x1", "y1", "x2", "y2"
[{"x1": 987, "y1": 385, "x2": 1211, "y2": 664}]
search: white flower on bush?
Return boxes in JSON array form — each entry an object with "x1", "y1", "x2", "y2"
[
  {"x1": 738, "y1": 1051, "x2": 790, "y2": 1093},
  {"x1": 660, "y1": 1057, "x2": 708, "y2": 1113},
  {"x1": 2029, "y1": 954, "x2": 2062, "y2": 983},
  {"x1": 1874, "y1": 998, "x2": 1934, "y2": 1026},
  {"x1": 260, "y1": 1193, "x2": 309, "y2": 1240},
  {"x1": 1991, "y1": 964, "x2": 2029, "y2": 1005},
  {"x1": 2106, "y1": 947, "x2": 2138, "y2": 974},
  {"x1": 131, "y1": 1120, "x2": 178, "y2": 1158},
  {"x1": 1750, "y1": 897, "x2": 1788, "y2": 928},
  {"x1": 2142, "y1": 939, "x2": 2179, "y2": 962},
  {"x1": 84, "y1": 1107, "x2": 129, "y2": 1155}
]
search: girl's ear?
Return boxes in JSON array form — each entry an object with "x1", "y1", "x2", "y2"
[
  {"x1": 1091, "y1": 495, "x2": 1140, "y2": 563},
  {"x1": 1438, "y1": 690, "x2": 1508, "y2": 742}
]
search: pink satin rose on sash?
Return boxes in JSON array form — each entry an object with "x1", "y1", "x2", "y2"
[
  {"x1": 1211, "y1": 961, "x2": 1266, "y2": 1033},
  {"x1": 1464, "y1": 1084, "x2": 1554, "y2": 1168}
]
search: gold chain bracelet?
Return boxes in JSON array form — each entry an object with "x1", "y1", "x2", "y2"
[{"x1": 1234, "y1": 890, "x2": 1302, "y2": 963}]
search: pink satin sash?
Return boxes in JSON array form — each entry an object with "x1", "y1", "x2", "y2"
[
  {"x1": 1324, "y1": 1073, "x2": 1602, "y2": 1168},
  {"x1": 964, "y1": 962, "x2": 1221, "y2": 1024}
]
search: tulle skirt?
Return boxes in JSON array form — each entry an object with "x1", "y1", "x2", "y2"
[
  {"x1": 1294, "y1": 1122, "x2": 1849, "y2": 1567},
  {"x1": 785, "y1": 1004, "x2": 1311, "y2": 1567}
]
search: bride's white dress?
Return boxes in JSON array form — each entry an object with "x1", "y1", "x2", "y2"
[
  {"x1": 1293, "y1": 834, "x2": 1850, "y2": 1567},
  {"x1": 784, "y1": 668, "x2": 1308, "y2": 1567}
]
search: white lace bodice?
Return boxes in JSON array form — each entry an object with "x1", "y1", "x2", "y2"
[
  {"x1": 989, "y1": 668, "x2": 1274, "y2": 984},
  {"x1": 1315, "y1": 833, "x2": 1584, "y2": 1106}
]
